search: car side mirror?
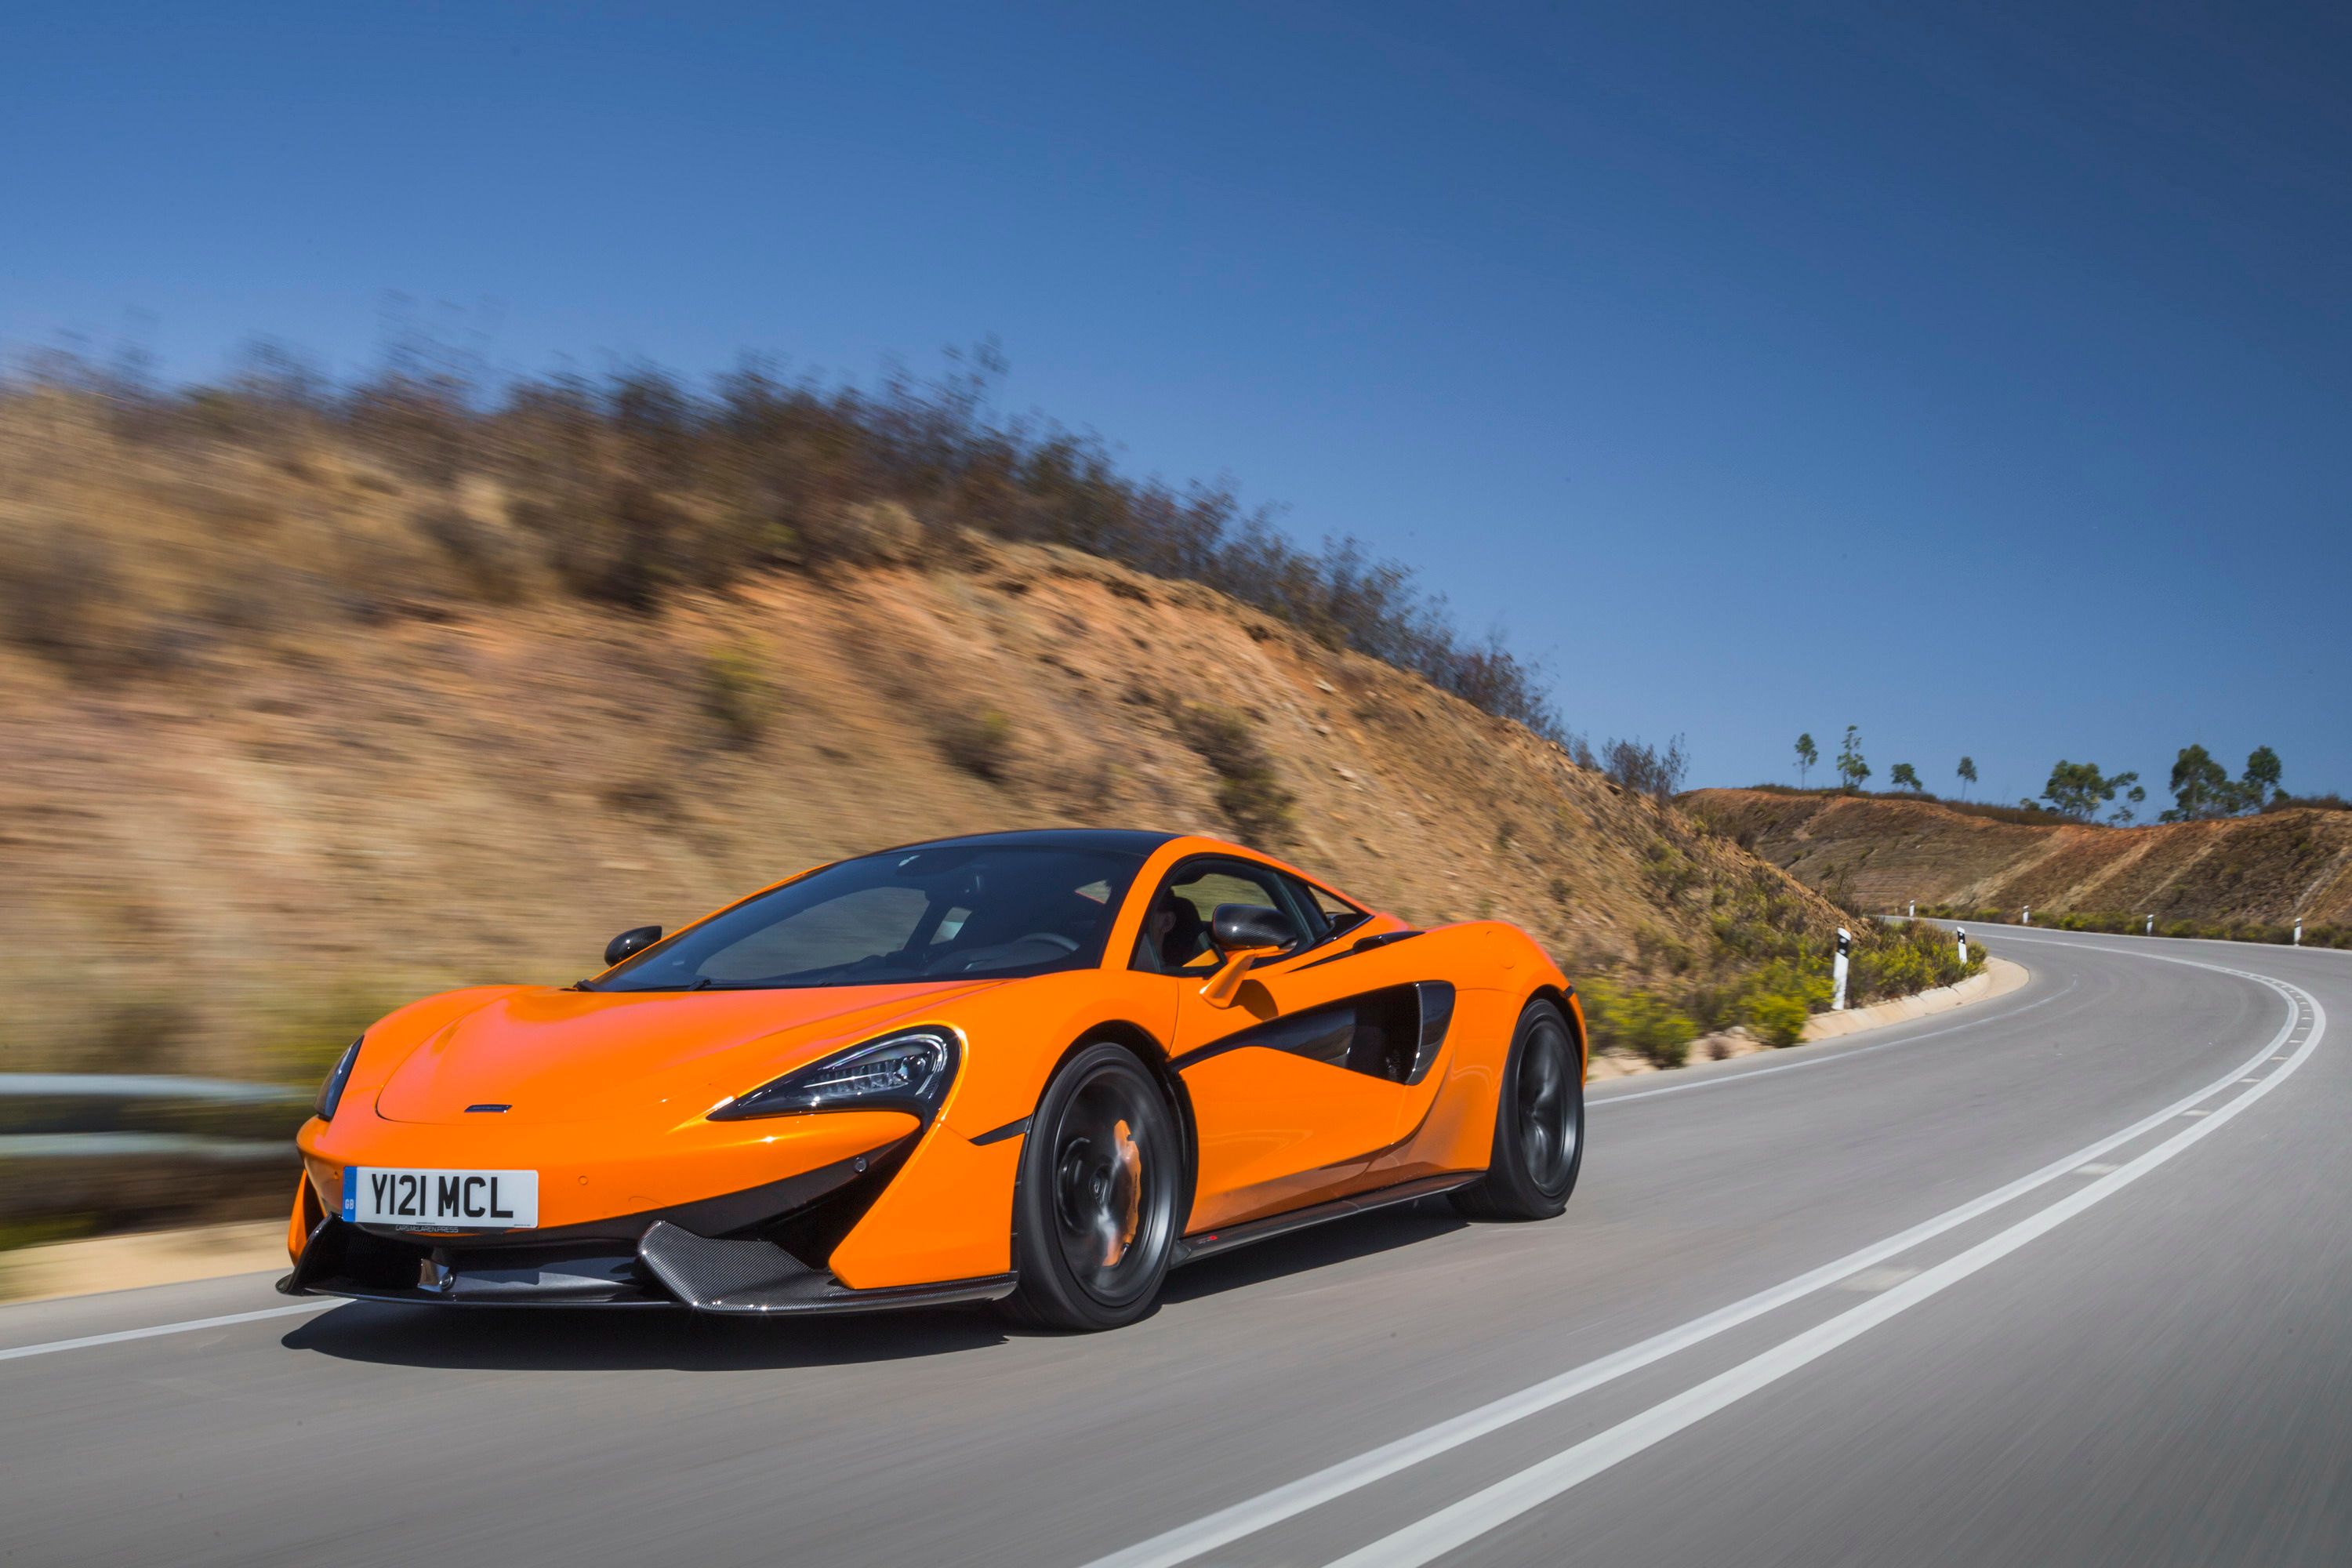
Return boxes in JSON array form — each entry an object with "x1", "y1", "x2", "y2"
[
  {"x1": 1200, "y1": 904, "x2": 1296, "y2": 1008},
  {"x1": 1210, "y1": 904, "x2": 1297, "y2": 953},
  {"x1": 604, "y1": 925, "x2": 662, "y2": 967}
]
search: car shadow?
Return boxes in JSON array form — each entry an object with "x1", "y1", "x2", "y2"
[
  {"x1": 282, "y1": 1299, "x2": 1008, "y2": 1371},
  {"x1": 281, "y1": 1200, "x2": 1470, "y2": 1370}
]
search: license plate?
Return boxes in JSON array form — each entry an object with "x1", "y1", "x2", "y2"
[{"x1": 343, "y1": 1167, "x2": 538, "y2": 1229}]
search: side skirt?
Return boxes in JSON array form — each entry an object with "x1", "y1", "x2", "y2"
[{"x1": 1169, "y1": 1172, "x2": 1480, "y2": 1268}]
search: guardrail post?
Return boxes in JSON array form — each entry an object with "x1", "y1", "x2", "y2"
[{"x1": 1832, "y1": 927, "x2": 1851, "y2": 1011}]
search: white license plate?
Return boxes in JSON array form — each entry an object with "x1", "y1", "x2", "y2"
[{"x1": 343, "y1": 1167, "x2": 538, "y2": 1229}]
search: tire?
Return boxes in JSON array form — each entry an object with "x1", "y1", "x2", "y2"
[
  {"x1": 1451, "y1": 998, "x2": 1584, "y2": 1221},
  {"x1": 1002, "y1": 1043, "x2": 1183, "y2": 1330}
]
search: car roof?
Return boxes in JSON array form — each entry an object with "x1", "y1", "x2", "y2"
[{"x1": 871, "y1": 827, "x2": 1181, "y2": 858}]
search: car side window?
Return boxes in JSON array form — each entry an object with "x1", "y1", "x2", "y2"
[
  {"x1": 1301, "y1": 880, "x2": 1370, "y2": 940},
  {"x1": 1131, "y1": 861, "x2": 1301, "y2": 975}
]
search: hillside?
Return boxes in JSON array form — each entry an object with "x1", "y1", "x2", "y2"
[
  {"x1": 0, "y1": 392, "x2": 1882, "y2": 1082},
  {"x1": 1686, "y1": 788, "x2": 2352, "y2": 930}
]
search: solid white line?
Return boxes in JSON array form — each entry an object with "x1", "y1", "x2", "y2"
[
  {"x1": 1591, "y1": 976, "x2": 2078, "y2": 1105},
  {"x1": 1079, "y1": 960, "x2": 2303, "y2": 1568},
  {"x1": 0, "y1": 1301, "x2": 332, "y2": 1363},
  {"x1": 1325, "y1": 971, "x2": 2324, "y2": 1568}
]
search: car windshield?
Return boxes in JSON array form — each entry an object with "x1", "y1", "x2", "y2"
[{"x1": 589, "y1": 844, "x2": 1145, "y2": 991}]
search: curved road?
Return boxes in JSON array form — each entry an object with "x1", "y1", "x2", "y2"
[{"x1": 3, "y1": 927, "x2": 2347, "y2": 1565}]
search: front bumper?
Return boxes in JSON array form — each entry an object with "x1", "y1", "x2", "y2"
[{"x1": 278, "y1": 1216, "x2": 1015, "y2": 1314}]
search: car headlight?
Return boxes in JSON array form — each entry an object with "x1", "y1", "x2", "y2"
[
  {"x1": 710, "y1": 1029, "x2": 959, "y2": 1121},
  {"x1": 315, "y1": 1036, "x2": 363, "y2": 1121}
]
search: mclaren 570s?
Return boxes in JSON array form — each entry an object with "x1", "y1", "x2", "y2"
[{"x1": 283, "y1": 829, "x2": 1587, "y2": 1329}]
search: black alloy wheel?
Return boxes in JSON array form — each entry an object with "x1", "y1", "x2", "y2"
[
  {"x1": 1005, "y1": 1043, "x2": 1181, "y2": 1330},
  {"x1": 1453, "y1": 998, "x2": 1584, "y2": 1221}
]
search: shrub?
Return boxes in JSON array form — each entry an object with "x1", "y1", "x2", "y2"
[
  {"x1": 1850, "y1": 919, "x2": 1980, "y2": 1000},
  {"x1": 1743, "y1": 990, "x2": 1812, "y2": 1047},
  {"x1": 1602, "y1": 735, "x2": 1688, "y2": 800},
  {"x1": 1172, "y1": 705, "x2": 1297, "y2": 844},
  {"x1": 416, "y1": 503, "x2": 529, "y2": 604},
  {"x1": 700, "y1": 640, "x2": 777, "y2": 746},
  {"x1": 1580, "y1": 978, "x2": 1699, "y2": 1069},
  {"x1": 1, "y1": 348, "x2": 1580, "y2": 742},
  {"x1": 804, "y1": 499, "x2": 923, "y2": 565},
  {"x1": 938, "y1": 709, "x2": 1014, "y2": 780}
]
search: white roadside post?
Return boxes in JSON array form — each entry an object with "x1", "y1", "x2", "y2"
[
  {"x1": 2146, "y1": 914, "x2": 2154, "y2": 936},
  {"x1": 2023, "y1": 905, "x2": 2031, "y2": 926},
  {"x1": 1832, "y1": 927, "x2": 1852, "y2": 1011},
  {"x1": 1956, "y1": 927, "x2": 1969, "y2": 967},
  {"x1": 1908, "y1": 900, "x2": 1916, "y2": 918},
  {"x1": 2294, "y1": 918, "x2": 2303, "y2": 946}
]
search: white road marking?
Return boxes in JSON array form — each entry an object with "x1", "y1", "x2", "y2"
[
  {"x1": 1835, "y1": 1266, "x2": 1918, "y2": 1292},
  {"x1": 1590, "y1": 978, "x2": 2078, "y2": 1105},
  {"x1": 0, "y1": 1302, "x2": 332, "y2": 1363},
  {"x1": 1081, "y1": 958, "x2": 2310, "y2": 1568},
  {"x1": 2074, "y1": 1162, "x2": 2119, "y2": 1175},
  {"x1": 1322, "y1": 970, "x2": 2323, "y2": 1568}
]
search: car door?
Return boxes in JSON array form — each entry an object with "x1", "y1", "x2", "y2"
[{"x1": 1138, "y1": 857, "x2": 1437, "y2": 1231}]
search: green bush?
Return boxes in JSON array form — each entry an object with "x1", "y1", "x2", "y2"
[
  {"x1": 1743, "y1": 990, "x2": 1811, "y2": 1047},
  {"x1": 1580, "y1": 978, "x2": 1699, "y2": 1069},
  {"x1": 1850, "y1": 919, "x2": 1980, "y2": 1001}
]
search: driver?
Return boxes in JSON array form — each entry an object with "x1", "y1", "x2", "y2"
[{"x1": 1142, "y1": 895, "x2": 1209, "y2": 971}]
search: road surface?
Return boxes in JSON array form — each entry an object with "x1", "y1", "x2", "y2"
[{"x1": 4, "y1": 926, "x2": 2347, "y2": 1566}]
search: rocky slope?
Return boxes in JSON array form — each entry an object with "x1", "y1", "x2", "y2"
[
  {"x1": 1685, "y1": 788, "x2": 2352, "y2": 928},
  {"x1": 0, "y1": 526, "x2": 1863, "y2": 1081}
]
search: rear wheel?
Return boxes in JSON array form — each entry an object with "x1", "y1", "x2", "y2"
[
  {"x1": 1452, "y1": 999, "x2": 1583, "y2": 1221},
  {"x1": 1004, "y1": 1043, "x2": 1181, "y2": 1330}
]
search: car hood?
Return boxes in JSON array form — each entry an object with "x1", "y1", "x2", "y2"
[{"x1": 371, "y1": 980, "x2": 998, "y2": 1126}]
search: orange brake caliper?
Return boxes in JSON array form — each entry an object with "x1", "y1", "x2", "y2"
[{"x1": 1107, "y1": 1118, "x2": 1144, "y2": 1266}]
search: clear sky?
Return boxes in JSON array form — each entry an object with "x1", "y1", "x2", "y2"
[{"x1": 5, "y1": 2, "x2": 2346, "y2": 804}]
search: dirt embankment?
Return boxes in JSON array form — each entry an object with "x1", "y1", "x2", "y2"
[
  {"x1": 1684, "y1": 789, "x2": 2352, "y2": 926},
  {"x1": 0, "y1": 534, "x2": 1864, "y2": 1081}
]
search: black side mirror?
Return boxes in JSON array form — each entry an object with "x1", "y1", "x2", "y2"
[
  {"x1": 604, "y1": 925, "x2": 662, "y2": 967},
  {"x1": 1210, "y1": 903, "x2": 1297, "y2": 954}
]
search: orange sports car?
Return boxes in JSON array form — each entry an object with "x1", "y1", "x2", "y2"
[{"x1": 281, "y1": 829, "x2": 1586, "y2": 1329}]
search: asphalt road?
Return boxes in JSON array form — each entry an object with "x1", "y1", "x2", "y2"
[{"x1": 4, "y1": 926, "x2": 2347, "y2": 1566}]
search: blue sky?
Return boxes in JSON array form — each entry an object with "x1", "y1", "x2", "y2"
[{"x1": 5, "y1": 2, "x2": 2347, "y2": 803}]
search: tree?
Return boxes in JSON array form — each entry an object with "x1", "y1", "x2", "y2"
[
  {"x1": 2162, "y1": 742, "x2": 2285, "y2": 820},
  {"x1": 1795, "y1": 732, "x2": 1818, "y2": 789},
  {"x1": 1890, "y1": 762, "x2": 1922, "y2": 792},
  {"x1": 2244, "y1": 746, "x2": 2282, "y2": 807},
  {"x1": 1835, "y1": 725, "x2": 1870, "y2": 791},
  {"x1": 2042, "y1": 760, "x2": 2139, "y2": 822},
  {"x1": 2114, "y1": 783, "x2": 2147, "y2": 825},
  {"x1": 2162, "y1": 744, "x2": 2231, "y2": 821},
  {"x1": 1956, "y1": 756, "x2": 1977, "y2": 800}
]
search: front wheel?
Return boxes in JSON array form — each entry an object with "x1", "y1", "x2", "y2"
[
  {"x1": 1003, "y1": 1043, "x2": 1182, "y2": 1330},
  {"x1": 1452, "y1": 998, "x2": 1583, "y2": 1221}
]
